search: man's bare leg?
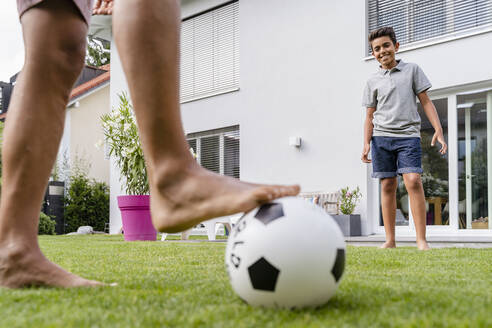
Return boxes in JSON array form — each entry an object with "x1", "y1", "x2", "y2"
[
  {"x1": 380, "y1": 177, "x2": 397, "y2": 248},
  {"x1": 112, "y1": 0, "x2": 300, "y2": 233},
  {"x1": 0, "y1": 0, "x2": 102, "y2": 288},
  {"x1": 403, "y1": 173, "x2": 430, "y2": 250}
]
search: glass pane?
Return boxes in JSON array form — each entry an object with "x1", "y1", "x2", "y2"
[
  {"x1": 187, "y1": 139, "x2": 197, "y2": 158},
  {"x1": 418, "y1": 98, "x2": 449, "y2": 225},
  {"x1": 223, "y1": 132, "x2": 240, "y2": 179},
  {"x1": 376, "y1": 2, "x2": 409, "y2": 45},
  {"x1": 413, "y1": 0, "x2": 446, "y2": 42},
  {"x1": 457, "y1": 91, "x2": 490, "y2": 229},
  {"x1": 200, "y1": 135, "x2": 220, "y2": 173},
  {"x1": 453, "y1": 0, "x2": 491, "y2": 32}
]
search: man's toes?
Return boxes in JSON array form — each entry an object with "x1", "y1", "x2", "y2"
[
  {"x1": 250, "y1": 187, "x2": 276, "y2": 202},
  {"x1": 287, "y1": 184, "x2": 301, "y2": 195},
  {"x1": 84, "y1": 279, "x2": 105, "y2": 287},
  {"x1": 250, "y1": 185, "x2": 300, "y2": 203},
  {"x1": 274, "y1": 184, "x2": 300, "y2": 197}
]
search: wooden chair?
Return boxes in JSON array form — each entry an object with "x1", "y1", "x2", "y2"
[{"x1": 298, "y1": 191, "x2": 340, "y2": 215}]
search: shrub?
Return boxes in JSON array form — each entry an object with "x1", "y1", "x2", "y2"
[
  {"x1": 339, "y1": 186, "x2": 362, "y2": 215},
  {"x1": 101, "y1": 92, "x2": 149, "y2": 195},
  {"x1": 64, "y1": 173, "x2": 109, "y2": 232},
  {"x1": 39, "y1": 212, "x2": 56, "y2": 235}
]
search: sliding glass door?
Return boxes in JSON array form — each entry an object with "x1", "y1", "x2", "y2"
[
  {"x1": 457, "y1": 90, "x2": 492, "y2": 229},
  {"x1": 374, "y1": 89, "x2": 492, "y2": 233}
]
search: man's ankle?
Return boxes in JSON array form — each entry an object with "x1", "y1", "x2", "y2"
[
  {"x1": 0, "y1": 238, "x2": 39, "y2": 258},
  {"x1": 151, "y1": 158, "x2": 197, "y2": 183}
]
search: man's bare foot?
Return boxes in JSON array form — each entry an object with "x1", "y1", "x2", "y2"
[
  {"x1": 380, "y1": 241, "x2": 396, "y2": 249},
  {"x1": 150, "y1": 164, "x2": 300, "y2": 233},
  {"x1": 416, "y1": 239, "x2": 430, "y2": 251},
  {"x1": 0, "y1": 243, "x2": 103, "y2": 288}
]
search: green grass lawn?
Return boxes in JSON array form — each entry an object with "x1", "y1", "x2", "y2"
[{"x1": 0, "y1": 235, "x2": 491, "y2": 328}]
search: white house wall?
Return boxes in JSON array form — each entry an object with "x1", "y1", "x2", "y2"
[
  {"x1": 180, "y1": 0, "x2": 492, "y2": 235},
  {"x1": 69, "y1": 86, "x2": 110, "y2": 185},
  {"x1": 58, "y1": 109, "x2": 71, "y2": 178},
  {"x1": 109, "y1": 38, "x2": 127, "y2": 234},
  {"x1": 180, "y1": 0, "x2": 370, "y2": 233},
  {"x1": 108, "y1": 0, "x2": 492, "y2": 235}
]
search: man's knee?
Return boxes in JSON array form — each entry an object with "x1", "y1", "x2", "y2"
[
  {"x1": 21, "y1": 2, "x2": 88, "y2": 86},
  {"x1": 52, "y1": 38, "x2": 86, "y2": 79},
  {"x1": 26, "y1": 37, "x2": 86, "y2": 92}
]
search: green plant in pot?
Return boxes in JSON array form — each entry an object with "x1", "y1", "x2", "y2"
[
  {"x1": 332, "y1": 186, "x2": 362, "y2": 237},
  {"x1": 101, "y1": 92, "x2": 155, "y2": 241}
]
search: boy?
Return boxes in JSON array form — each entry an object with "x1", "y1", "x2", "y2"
[{"x1": 361, "y1": 27, "x2": 447, "y2": 250}]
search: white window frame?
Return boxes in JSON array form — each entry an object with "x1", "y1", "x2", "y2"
[{"x1": 187, "y1": 126, "x2": 240, "y2": 178}]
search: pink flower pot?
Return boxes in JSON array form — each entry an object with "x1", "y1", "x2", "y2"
[{"x1": 117, "y1": 195, "x2": 157, "y2": 241}]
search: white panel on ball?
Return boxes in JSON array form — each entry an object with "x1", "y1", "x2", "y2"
[{"x1": 225, "y1": 197, "x2": 346, "y2": 309}]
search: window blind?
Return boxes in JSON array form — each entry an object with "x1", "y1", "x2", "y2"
[
  {"x1": 367, "y1": 0, "x2": 492, "y2": 54},
  {"x1": 181, "y1": 1, "x2": 239, "y2": 102},
  {"x1": 187, "y1": 126, "x2": 240, "y2": 179}
]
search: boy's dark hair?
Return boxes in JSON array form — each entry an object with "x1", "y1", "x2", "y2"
[{"x1": 368, "y1": 27, "x2": 397, "y2": 49}]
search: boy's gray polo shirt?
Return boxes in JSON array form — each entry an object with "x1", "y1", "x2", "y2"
[{"x1": 362, "y1": 60, "x2": 431, "y2": 138}]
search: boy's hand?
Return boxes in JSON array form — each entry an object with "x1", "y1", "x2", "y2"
[
  {"x1": 431, "y1": 131, "x2": 447, "y2": 155},
  {"x1": 361, "y1": 144, "x2": 371, "y2": 163}
]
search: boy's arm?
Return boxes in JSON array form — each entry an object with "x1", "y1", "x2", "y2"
[
  {"x1": 417, "y1": 91, "x2": 447, "y2": 155},
  {"x1": 361, "y1": 107, "x2": 376, "y2": 163}
]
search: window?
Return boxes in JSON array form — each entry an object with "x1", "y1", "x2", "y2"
[
  {"x1": 187, "y1": 126, "x2": 240, "y2": 178},
  {"x1": 367, "y1": 0, "x2": 492, "y2": 54},
  {"x1": 0, "y1": 87, "x2": 3, "y2": 113},
  {"x1": 181, "y1": 1, "x2": 239, "y2": 103}
]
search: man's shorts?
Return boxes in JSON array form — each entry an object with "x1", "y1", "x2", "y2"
[
  {"x1": 371, "y1": 136, "x2": 423, "y2": 179},
  {"x1": 17, "y1": 0, "x2": 94, "y2": 25}
]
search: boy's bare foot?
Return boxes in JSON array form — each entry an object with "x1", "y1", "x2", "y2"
[
  {"x1": 0, "y1": 243, "x2": 103, "y2": 288},
  {"x1": 380, "y1": 241, "x2": 396, "y2": 249},
  {"x1": 416, "y1": 239, "x2": 430, "y2": 251},
  {"x1": 150, "y1": 164, "x2": 300, "y2": 233}
]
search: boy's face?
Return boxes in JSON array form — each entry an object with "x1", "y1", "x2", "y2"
[{"x1": 371, "y1": 36, "x2": 399, "y2": 69}]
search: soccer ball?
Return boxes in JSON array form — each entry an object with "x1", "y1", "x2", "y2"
[{"x1": 225, "y1": 196, "x2": 346, "y2": 309}]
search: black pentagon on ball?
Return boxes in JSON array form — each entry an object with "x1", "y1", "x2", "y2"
[
  {"x1": 331, "y1": 248, "x2": 345, "y2": 282},
  {"x1": 254, "y1": 203, "x2": 284, "y2": 225},
  {"x1": 248, "y1": 257, "x2": 280, "y2": 292}
]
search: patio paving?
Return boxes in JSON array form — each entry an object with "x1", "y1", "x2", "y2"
[
  {"x1": 346, "y1": 234, "x2": 492, "y2": 248},
  {"x1": 162, "y1": 234, "x2": 492, "y2": 248}
]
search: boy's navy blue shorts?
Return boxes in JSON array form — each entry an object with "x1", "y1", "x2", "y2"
[{"x1": 371, "y1": 136, "x2": 423, "y2": 179}]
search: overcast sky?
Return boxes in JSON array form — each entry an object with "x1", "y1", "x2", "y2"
[{"x1": 0, "y1": 2, "x2": 25, "y2": 82}]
